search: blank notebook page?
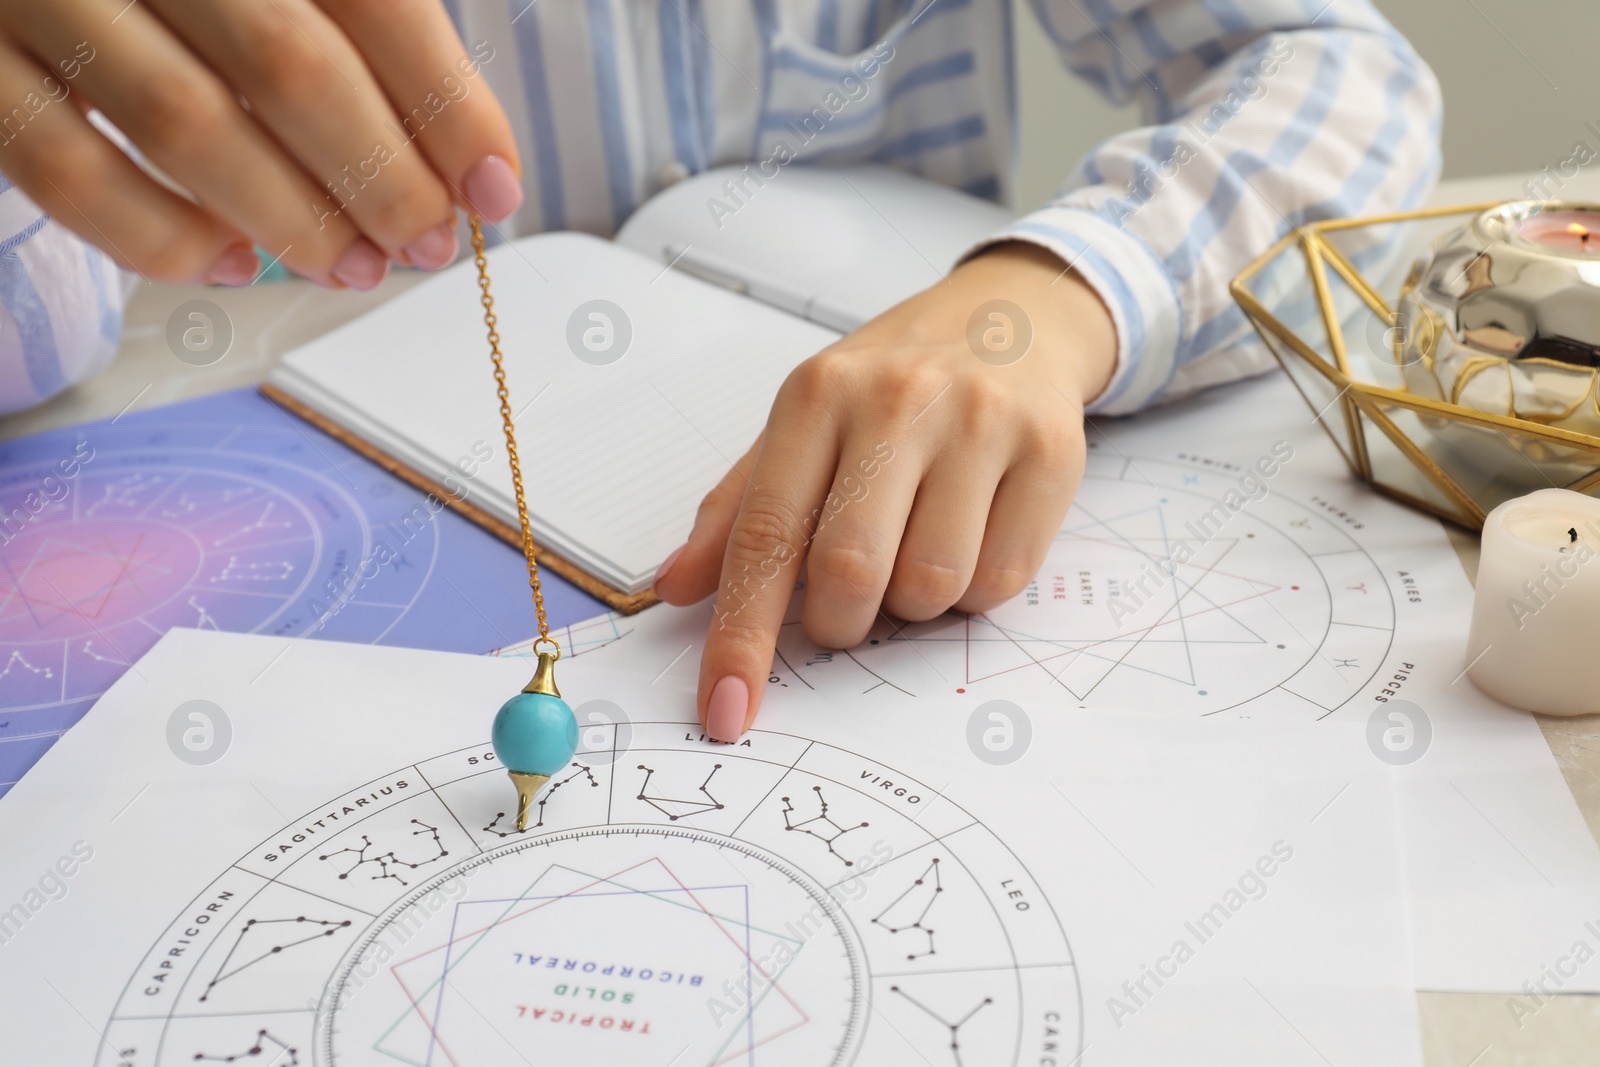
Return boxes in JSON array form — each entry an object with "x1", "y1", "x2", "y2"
[{"x1": 272, "y1": 232, "x2": 840, "y2": 593}]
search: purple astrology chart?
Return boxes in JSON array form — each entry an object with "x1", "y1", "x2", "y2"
[{"x1": 0, "y1": 387, "x2": 602, "y2": 794}]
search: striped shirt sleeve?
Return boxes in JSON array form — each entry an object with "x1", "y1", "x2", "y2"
[
  {"x1": 0, "y1": 180, "x2": 127, "y2": 416},
  {"x1": 981, "y1": 0, "x2": 1443, "y2": 415}
]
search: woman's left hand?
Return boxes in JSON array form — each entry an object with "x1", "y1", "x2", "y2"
[{"x1": 651, "y1": 242, "x2": 1119, "y2": 741}]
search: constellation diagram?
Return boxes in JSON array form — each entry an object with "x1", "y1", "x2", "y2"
[
  {"x1": 160, "y1": 486, "x2": 254, "y2": 519},
  {"x1": 0, "y1": 386, "x2": 595, "y2": 796},
  {"x1": 103, "y1": 730, "x2": 1082, "y2": 1067},
  {"x1": 0, "y1": 650, "x2": 53, "y2": 683},
  {"x1": 782, "y1": 786, "x2": 869, "y2": 866},
  {"x1": 212, "y1": 501, "x2": 292, "y2": 547},
  {"x1": 316, "y1": 820, "x2": 447, "y2": 886},
  {"x1": 636, "y1": 762, "x2": 725, "y2": 821},
  {"x1": 191, "y1": 1029, "x2": 299, "y2": 1065},
  {"x1": 889, "y1": 985, "x2": 993, "y2": 1067},
  {"x1": 483, "y1": 764, "x2": 600, "y2": 835},
  {"x1": 197, "y1": 917, "x2": 352, "y2": 1002},
  {"x1": 872, "y1": 858, "x2": 943, "y2": 960},
  {"x1": 79, "y1": 640, "x2": 128, "y2": 666},
  {"x1": 85, "y1": 472, "x2": 161, "y2": 517},
  {"x1": 187, "y1": 596, "x2": 221, "y2": 631},
  {"x1": 210, "y1": 557, "x2": 296, "y2": 583}
]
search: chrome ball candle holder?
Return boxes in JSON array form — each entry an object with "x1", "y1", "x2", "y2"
[
  {"x1": 1230, "y1": 200, "x2": 1600, "y2": 529},
  {"x1": 1398, "y1": 201, "x2": 1600, "y2": 485}
]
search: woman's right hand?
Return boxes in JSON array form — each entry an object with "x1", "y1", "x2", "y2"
[{"x1": 0, "y1": 0, "x2": 522, "y2": 289}]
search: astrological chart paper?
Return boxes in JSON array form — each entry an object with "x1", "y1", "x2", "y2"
[
  {"x1": 556, "y1": 369, "x2": 1600, "y2": 995},
  {"x1": 0, "y1": 387, "x2": 602, "y2": 796},
  {"x1": 0, "y1": 629, "x2": 1420, "y2": 1066}
]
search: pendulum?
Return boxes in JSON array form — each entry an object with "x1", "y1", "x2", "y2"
[
  {"x1": 469, "y1": 215, "x2": 579, "y2": 830},
  {"x1": 491, "y1": 648, "x2": 578, "y2": 830},
  {"x1": 470, "y1": 215, "x2": 578, "y2": 829}
]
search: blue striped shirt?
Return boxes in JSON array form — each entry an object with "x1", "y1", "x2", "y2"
[
  {"x1": 0, "y1": 0, "x2": 1440, "y2": 416},
  {"x1": 0, "y1": 174, "x2": 123, "y2": 414}
]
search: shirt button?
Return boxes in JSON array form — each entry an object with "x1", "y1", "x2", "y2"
[{"x1": 656, "y1": 160, "x2": 691, "y2": 187}]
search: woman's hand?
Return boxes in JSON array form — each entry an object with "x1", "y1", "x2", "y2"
[
  {"x1": 652, "y1": 242, "x2": 1119, "y2": 741},
  {"x1": 0, "y1": 0, "x2": 521, "y2": 288}
]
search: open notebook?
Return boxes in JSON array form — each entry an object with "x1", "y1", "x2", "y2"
[{"x1": 267, "y1": 166, "x2": 1013, "y2": 609}]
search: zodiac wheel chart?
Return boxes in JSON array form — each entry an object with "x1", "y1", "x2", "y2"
[
  {"x1": 771, "y1": 450, "x2": 1397, "y2": 718},
  {"x1": 97, "y1": 724, "x2": 1082, "y2": 1067},
  {"x1": 0, "y1": 388, "x2": 575, "y2": 794}
]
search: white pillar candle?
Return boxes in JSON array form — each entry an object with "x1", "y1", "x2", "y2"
[{"x1": 1467, "y1": 488, "x2": 1600, "y2": 715}]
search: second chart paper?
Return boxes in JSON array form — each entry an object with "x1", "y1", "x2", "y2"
[{"x1": 503, "y1": 372, "x2": 1600, "y2": 994}]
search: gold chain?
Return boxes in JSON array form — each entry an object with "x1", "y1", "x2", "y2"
[{"x1": 469, "y1": 215, "x2": 558, "y2": 658}]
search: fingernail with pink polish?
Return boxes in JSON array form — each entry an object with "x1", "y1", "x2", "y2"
[
  {"x1": 206, "y1": 245, "x2": 260, "y2": 287},
  {"x1": 403, "y1": 222, "x2": 459, "y2": 271},
  {"x1": 652, "y1": 544, "x2": 686, "y2": 593},
  {"x1": 331, "y1": 238, "x2": 389, "y2": 291},
  {"x1": 463, "y1": 155, "x2": 523, "y2": 223},
  {"x1": 706, "y1": 676, "x2": 748, "y2": 743}
]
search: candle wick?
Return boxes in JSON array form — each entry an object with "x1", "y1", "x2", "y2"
[{"x1": 1570, "y1": 527, "x2": 1579, "y2": 543}]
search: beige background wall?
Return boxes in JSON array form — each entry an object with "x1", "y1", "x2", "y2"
[{"x1": 1013, "y1": 0, "x2": 1600, "y2": 208}]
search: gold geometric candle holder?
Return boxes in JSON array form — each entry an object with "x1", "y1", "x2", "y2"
[{"x1": 1230, "y1": 202, "x2": 1600, "y2": 529}]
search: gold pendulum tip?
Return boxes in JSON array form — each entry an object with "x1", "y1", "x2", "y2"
[
  {"x1": 523, "y1": 650, "x2": 561, "y2": 697},
  {"x1": 509, "y1": 770, "x2": 551, "y2": 831}
]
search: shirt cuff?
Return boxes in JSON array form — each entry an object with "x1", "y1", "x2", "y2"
[
  {"x1": 0, "y1": 181, "x2": 48, "y2": 256},
  {"x1": 962, "y1": 205, "x2": 1183, "y2": 416}
]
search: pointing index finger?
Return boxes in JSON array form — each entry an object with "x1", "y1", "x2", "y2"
[{"x1": 697, "y1": 407, "x2": 839, "y2": 742}]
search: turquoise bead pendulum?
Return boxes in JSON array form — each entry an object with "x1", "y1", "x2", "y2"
[
  {"x1": 469, "y1": 213, "x2": 579, "y2": 833},
  {"x1": 492, "y1": 650, "x2": 578, "y2": 830}
]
